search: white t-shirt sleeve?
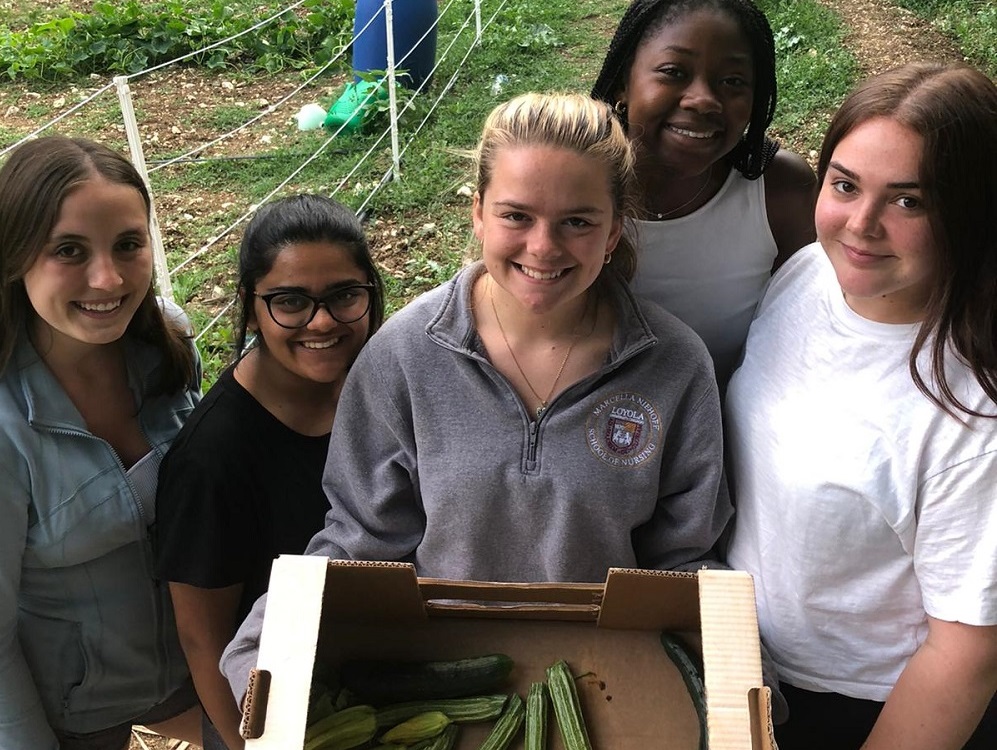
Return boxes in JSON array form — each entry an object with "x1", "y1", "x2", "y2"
[{"x1": 915, "y1": 449, "x2": 997, "y2": 625}]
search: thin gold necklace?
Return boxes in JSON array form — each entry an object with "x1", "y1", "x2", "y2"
[
  {"x1": 488, "y1": 278, "x2": 592, "y2": 420},
  {"x1": 651, "y1": 164, "x2": 714, "y2": 220}
]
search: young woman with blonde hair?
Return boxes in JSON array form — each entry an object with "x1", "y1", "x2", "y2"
[{"x1": 220, "y1": 92, "x2": 733, "y2": 701}]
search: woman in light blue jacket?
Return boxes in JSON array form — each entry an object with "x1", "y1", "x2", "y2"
[{"x1": 0, "y1": 137, "x2": 203, "y2": 750}]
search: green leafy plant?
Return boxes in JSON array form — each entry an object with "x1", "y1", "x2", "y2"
[
  {"x1": 0, "y1": 0, "x2": 354, "y2": 81},
  {"x1": 773, "y1": 24, "x2": 804, "y2": 55},
  {"x1": 191, "y1": 311, "x2": 236, "y2": 390}
]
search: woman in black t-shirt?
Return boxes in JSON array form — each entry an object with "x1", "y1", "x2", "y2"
[{"x1": 154, "y1": 194, "x2": 384, "y2": 749}]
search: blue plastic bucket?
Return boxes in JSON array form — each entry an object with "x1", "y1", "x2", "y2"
[{"x1": 352, "y1": 0, "x2": 439, "y2": 89}]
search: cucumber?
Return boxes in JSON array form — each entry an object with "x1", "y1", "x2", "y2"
[
  {"x1": 339, "y1": 654, "x2": 515, "y2": 704},
  {"x1": 660, "y1": 632, "x2": 708, "y2": 750}
]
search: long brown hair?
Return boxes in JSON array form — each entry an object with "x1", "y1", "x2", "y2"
[
  {"x1": 817, "y1": 63, "x2": 997, "y2": 418},
  {"x1": 0, "y1": 136, "x2": 198, "y2": 393}
]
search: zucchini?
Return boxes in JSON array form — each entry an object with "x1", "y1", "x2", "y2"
[
  {"x1": 411, "y1": 723, "x2": 460, "y2": 750},
  {"x1": 477, "y1": 693, "x2": 525, "y2": 750},
  {"x1": 546, "y1": 660, "x2": 592, "y2": 750},
  {"x1": 381, "y1": 711, "x2": 451, "y2": 744},
  {"x1": 339, "y1": 654, "x2": 514, "y2": 703},
  {"x1": 525, "y1": 681, "x2": 549, "y2": 750},
  {"x1": 660, "y1": 632, "x2": 708, "y2": 750},
  {"x1": 375, "y1": 694, "x2": 509, "y2": 728},
  {"x1": 302, "y1": 704, "x2": 377, "y2": 750}
]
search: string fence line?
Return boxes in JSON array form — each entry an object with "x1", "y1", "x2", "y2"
[
  {"x1": 122, "y1": 0, "x2": 310, "y2": 82},
  {"x1": 0, "y1": 81, "x2": 116, "y2": 158},
  {"x1": 169, "y1": 0, "x2": 491, "y2": 280},
  {"x1": 0, "y1": 0, "x2": 503, "y2": 353},
  {"x1": 147, "y1": 4, "x2": 384, "y2": 173}
]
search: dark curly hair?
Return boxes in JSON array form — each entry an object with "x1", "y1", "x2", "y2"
[{"x1": 591, "y1": 0, "x2": 779, "y2": 179}]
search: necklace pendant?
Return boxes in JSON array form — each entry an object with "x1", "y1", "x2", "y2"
[{"x1": 536, "y1": 404, "x2": 546, "y2": 420}]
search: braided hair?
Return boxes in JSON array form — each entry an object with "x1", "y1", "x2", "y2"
[{"x1": 591, "y1": 0, "x2": 779, "y2": 179}]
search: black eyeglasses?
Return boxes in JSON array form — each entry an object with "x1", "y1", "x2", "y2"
[{"x1": 254, "y1": 284, "x2": 375, "y2": 329}]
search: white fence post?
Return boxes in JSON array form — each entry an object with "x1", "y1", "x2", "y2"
[
  {"x1": 475, "y1": 0, "x2": 482, "y2": 43},
  {"x1": 384, "y1": 0, "x2": 402, "y2": 180},
  {"x1": 113, "y1": 75, "x2": 174, "y2": 301}
]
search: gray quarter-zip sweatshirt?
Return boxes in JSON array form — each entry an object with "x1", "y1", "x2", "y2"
[{"x1": 222, "y1": 263, "x2": 731, "y2": 699}]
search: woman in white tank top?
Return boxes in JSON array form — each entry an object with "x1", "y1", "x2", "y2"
[{"x1": 593, "y1": 0, "x2": 817, "y2": 389}]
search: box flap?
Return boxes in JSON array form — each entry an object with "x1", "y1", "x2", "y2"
[
  {"x1": 748, "y1": 686, "x2": 778, "y2": 750},
  {"x1": 420, "y1": 578, "x2": 604, "y2": 621},
  {"x1": 598, "y1": 567, "x2": 700, "y2": 630},
  {"x1": 325, "y1": 559, "x2": 428, "y2": 623},
  {"x1": 698, "y1": 569, "x2": 766, "y2": 750},
  {"x1": 245, "y1": 554, "x2": 329, "y2": 748}
]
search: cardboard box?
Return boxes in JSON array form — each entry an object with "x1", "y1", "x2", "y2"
[{"x1": 240, "y1": 556, "x2": 775, "y2": 749}]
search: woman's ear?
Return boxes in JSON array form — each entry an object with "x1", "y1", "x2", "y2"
[
  {"x1": 240, "y1": 286, "x2": 259, "y2": 332},
  {"x1": 614, "y1": 84, "x2": 628, "y2": 109},
  {"x1": 606, "y1": 214, "x2": 624, "y2": 256},
  {"x1": 472, "y1": 191, "x2": 484, "y2": 243}
]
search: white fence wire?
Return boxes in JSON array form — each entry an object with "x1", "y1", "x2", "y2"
[{"x1": 1, "y1": 0, "x2": 510, "y2": 348}]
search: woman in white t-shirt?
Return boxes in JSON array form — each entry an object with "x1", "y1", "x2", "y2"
[{"x1": 727, "y1": 62, "x2": 997, "y2": 750}]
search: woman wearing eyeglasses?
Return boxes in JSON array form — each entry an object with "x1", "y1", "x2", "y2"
[{"x1": 154, "y1": 194, "x2": 385, "y2": 749}]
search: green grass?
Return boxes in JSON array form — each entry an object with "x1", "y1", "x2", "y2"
[
  {"x1": 189, "y1": 307, "x2": 237, "y2": 377},
  {"x1": 760, "y1": 0, "x2": 858, "y2": 152},
  {"x1": 0, "y1": 0, "x2": 355, "y2": 80},
  {"x1": 161, "y1": 0, "x2": 855, "y2": 386},
  {"x1": 2, "y1": 0, "x2": 58, "y2": 29},
  {"x1": 207, "y1": 103, "x2": 256, "y2": 131},
  {"x1": 0, "y1": 0, "x2": 908, "y2": 387},
  {"x1": 896, "y1": 0, "x2": 997, "y2": 76}
]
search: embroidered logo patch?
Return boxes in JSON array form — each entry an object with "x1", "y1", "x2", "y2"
[{"x1": 587, "y1": 392, "x2": 662, "y2": 467}]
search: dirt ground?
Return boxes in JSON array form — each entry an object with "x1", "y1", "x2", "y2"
[{"x1": 815, "y1": 0, "x2": 963, "y2": 74}]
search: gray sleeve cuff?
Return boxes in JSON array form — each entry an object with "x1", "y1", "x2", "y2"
[{"x1": 220, "y1": 592, "x2": 268, "y2": 705}]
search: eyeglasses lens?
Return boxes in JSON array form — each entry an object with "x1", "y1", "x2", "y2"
[{"x1": 268, "y1": 287, "x2": 371, "y2": 327}]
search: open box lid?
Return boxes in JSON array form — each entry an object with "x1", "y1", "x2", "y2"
[{"x1": 242, "y1": 556, "x2": 774, "y2": 749}]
